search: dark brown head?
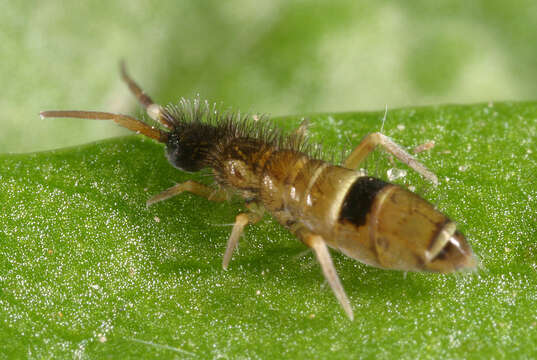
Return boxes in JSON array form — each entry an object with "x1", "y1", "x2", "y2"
[{"x1": 165, "y1": 123, "x2": 223, "y2": 172}]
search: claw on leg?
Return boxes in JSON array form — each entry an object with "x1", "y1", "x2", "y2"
[
  {"x1": 147, "y1": 180, "x2": 226, "y2": 206},
  {"x1": 343, "y1": 132, "x2": 438, "y2": 185},
  {"x1": 304, "y1": 234, "x2": 354, "y2": 320}
]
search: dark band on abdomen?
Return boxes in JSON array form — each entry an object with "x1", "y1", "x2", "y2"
[{"x1": 338, "y1": 176, "x2": 388, "y2": 227}]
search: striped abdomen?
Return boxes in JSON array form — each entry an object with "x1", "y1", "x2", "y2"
[{"x1": 259, "y1": 150, "x2": 475, "y2": 273}]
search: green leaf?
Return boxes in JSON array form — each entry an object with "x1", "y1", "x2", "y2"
[{"x1": 1, "y1": 102, "x2": 536, "y2": 358}]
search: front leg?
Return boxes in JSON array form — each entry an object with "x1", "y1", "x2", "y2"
[
  {"x1": 146, "y1": 180, "x2": 227, "y2": 206},
  {"x1": 343, "y1": 132, "x2": 438, "y2": 185}
]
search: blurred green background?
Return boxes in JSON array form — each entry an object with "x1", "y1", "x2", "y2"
[{"x1": 2, "y1": 0, "x2": 537, "y2": 154}]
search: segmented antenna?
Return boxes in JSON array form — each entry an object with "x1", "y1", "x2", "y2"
[
  {"x1": 39, "y1": 110, "x2": 169, "y2": 143},
  {"x1": 120, "y1": 61, "x2": 175, "y2": 130}
]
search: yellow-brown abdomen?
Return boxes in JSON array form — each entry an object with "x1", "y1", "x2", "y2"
[
  {"x1": 336, "y1": 182, "x2": 475, "y2": 272},
  {"x1": 260, "y1": 150, "x2": 475, "y2": 273},
  {"x1": 259, "y1": 150, "x2": 359, "y2": 238}
]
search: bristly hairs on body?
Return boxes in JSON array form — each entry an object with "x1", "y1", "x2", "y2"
[{"x1": 161, "y1": 96, "x2": 323, "y2": 159}]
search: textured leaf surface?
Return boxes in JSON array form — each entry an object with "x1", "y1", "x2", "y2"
[{"x1": 1, "y1": 103, "x2": 536, "y2": 358}]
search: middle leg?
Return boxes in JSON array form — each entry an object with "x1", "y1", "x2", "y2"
[{"x1": 222, "y1": 212, "x2": 262, "y2": 269}]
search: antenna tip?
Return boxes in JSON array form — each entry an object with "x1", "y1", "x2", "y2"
[{"x1": 119, "y1": 59, "x2": 128, "y2": 77}]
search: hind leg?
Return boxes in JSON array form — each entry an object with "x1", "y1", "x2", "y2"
[
  {"x1": 294, "y1": 228, "x2": 353, "y2": 320},
  {"x1": 343, "y1": 132, "x2": 438, "y2": 185}
]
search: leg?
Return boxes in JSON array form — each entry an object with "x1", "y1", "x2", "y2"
[
  {"x1": 343, "y1": 132, "x2": 438, "y2": 185},
  {"x1": 146, "y1": 180, "x2": 227, "y2": 206},
  {"x1": 222, "y1": 202, "x2": 264, "y2": 269},
  {"x1": 120, "y1": 61, "x2": 175, "y2": 129},
  {"x1": 413, "y1": 140, "x2": 435, "y2": 154},
  {"x1": 300, "y1": 232, "x2": 354, "y2": 320}
]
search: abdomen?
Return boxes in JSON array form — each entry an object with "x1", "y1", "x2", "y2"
[
  {"x1": 259, "y1": 150, "x2": 474, "y2": 272},
  {"x1": 259, "y1": 150, "x2": 361, "y2": 240}
]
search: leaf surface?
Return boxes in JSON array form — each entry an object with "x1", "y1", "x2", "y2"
[{"x1": 1, "y1": 102, "x2": 536, "y2": 358}]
